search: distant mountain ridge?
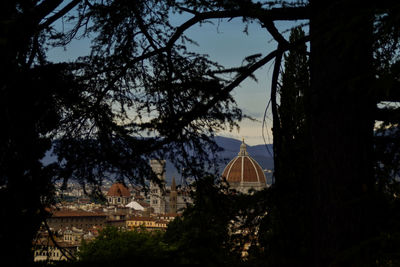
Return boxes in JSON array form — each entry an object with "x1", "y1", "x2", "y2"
[
  {"x1": 42, "y1": 136, "x2": 274, "y2": 184},
  {"x1": 165, "y1": 136, "x2": 274, "y2": 184},
  {"x1": 213, "y1": 136, "x2": 273, "y2": 169}
]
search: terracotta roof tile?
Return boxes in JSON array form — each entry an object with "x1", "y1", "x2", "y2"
[
  {"x1": 221, "y1": 141, "x2": 266, "y2": 185},
  {"x1": 51, "y1": 209, "x2": 106, "y2": 218},
  {"x1": 107, "y1": 183, "x2": 131, "y2": 197}
]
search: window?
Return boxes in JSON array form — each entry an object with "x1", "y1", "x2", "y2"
[{"x1": 118, "y1": 197, "x2": 121, "y2": 202}]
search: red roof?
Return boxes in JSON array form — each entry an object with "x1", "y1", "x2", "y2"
[
  {"x1": 51, "y1": 209, "x2": 106, "y2": 218},
  {"x1": 107, "y1": 183, "x2": 131, "y2": 197},
  {"x1": 222, "y1": 141, "x2": 266, "y2": 185}
]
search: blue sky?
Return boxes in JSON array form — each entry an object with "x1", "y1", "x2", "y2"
[
  {"x1": 47, "y1": 11, "x2": 306, "y2": 145},
  {"x1": 183, "y1": 18, "x2": 280, "y2": 145}
]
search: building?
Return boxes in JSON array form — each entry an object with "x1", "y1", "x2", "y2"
[
  {"x1": 156, "y1": 213, "x2": 180, "y2": 223},
  {"x1": 222, "y1": 139, "x2": 267, "y2": 193},
  {"x1": 126, "y1": 217, "x2": 168, "y2": 231},
  {"x1": 169, "y1": 177, "x2": 177, "y2": 214},
  {"x1": 149, "y1": 159, "x2": 167, "y2": 214},
  {"x1": 33, "y1": 238, "x2": 78, "y2": 262},
  {"x1": 47, "y1": 209, "x2": 107, "y2": 231},
  {"x1": 149, "y1": 159, "x2": 192, "y2": 214},
  {"x1": 107, "y1": 182, "x2": 131, "y2": 206},
  {"x1": 63, "y1": 228, "x2": 84, "y2": 245}
]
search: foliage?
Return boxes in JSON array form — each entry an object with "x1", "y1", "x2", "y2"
[
  {"x1": 164, "y1": 176, "x2": 270, "y2": 266},
  {"x1": 254, "y1": 26, "x2": 311, "y2": 265},
  {"x1": 369, "y1": 7, "x2": 400, "y2": 265},
  {"x1": 0, "y1": 0, "x2": 247, "y2": 262},
  {"x1": 164, "y1": 176, "x2": 241, "y2": 265},
  {"x1": 78, "y1": 226, "x2": 174, "y2": 265},
  {"x1": 373, "y1": 6, "x2": 400, "y2": 193}
]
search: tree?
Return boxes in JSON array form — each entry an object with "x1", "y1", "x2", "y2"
[
  {"x1": 78, "y1": 226, "x2": 173, "y2": 265},
  {"x1": 308, "y1": 2, "x2": 377, "y2": 265},
  {"x1": 259, "y1": 26, "x2": 311, "y2": 265},
  {"x1": 0, "y1": 1, "x2": 245, "y2": 262},
  {"x1": 1, "y1": 1, "x2": 307, "y2": 263},
  {"x1": 0, "y1": 1, "x2": 86, "y2": 262},
  {"x1": 164, "y1": 176, "x2": 240, "y2": 265},
  {"x1": 164, "y1": 176, "x2": 268, "y2": 266}
]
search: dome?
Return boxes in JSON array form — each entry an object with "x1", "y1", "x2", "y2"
[
  {"x1": 222, "y1": 139, "x2": 266, "y2": 193},
  {"x1": 107, "y1": 183, "x2": 131, "y2": 197}
]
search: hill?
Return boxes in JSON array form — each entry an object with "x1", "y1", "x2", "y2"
[
  {"x1": 42, "y1": 136, "x2": 274, "y2": 184},
  {"x1": 166, "y1": 136, "x2": 274, "y2": 184}
]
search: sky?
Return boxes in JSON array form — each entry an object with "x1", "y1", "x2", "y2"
[
  {"x1": 183, "y1": 18, "x2": 276, "y2": 146},
  {"x1": 47, "y1": 9, "x2": 306, "y2": 146}
]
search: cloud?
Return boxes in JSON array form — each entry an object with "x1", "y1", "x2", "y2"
[{"x1": 240, "y1": 107, "x2": 266, "y2": 119}]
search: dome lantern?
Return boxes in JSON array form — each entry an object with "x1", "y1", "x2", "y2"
[{"x1": 238, "y1": 138, "x2": 249, "y2": 156}]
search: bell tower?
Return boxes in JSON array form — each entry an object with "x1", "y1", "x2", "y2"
[
  {"x1": 169, "y1": 177, "x2": 177, "y2": 214},
  {"x1": 149, "y1": 159, "x2": 166, "y2": 214}
]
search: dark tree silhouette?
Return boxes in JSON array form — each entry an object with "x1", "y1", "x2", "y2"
[
  {"x1": 260, "y1": 26, "x2": 311, "y2": 265},
  {"x1": 78, "y1": 226, "x2": 173, "y2": 264},
  {"x1": 164, "y1": 176, "x2": 240, "y2": 265},
  {"x1": 309, "y1": 2, "x2": 377, "y2": 265},
  {"x1": 0, "y1": 1, "x2": 86, "y2": 263},
  {"x1": 164, "y1": 176, "x2": 269, "y2": 266}
]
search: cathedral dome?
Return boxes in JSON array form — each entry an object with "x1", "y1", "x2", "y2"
[
  {"x1": 222, "y1": 140, "x2": 266, "y2": 193},
  {"x1": 107, "y1": 183, "x2": 131, "y2": 197}
]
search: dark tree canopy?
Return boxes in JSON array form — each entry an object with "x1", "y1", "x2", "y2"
[
  {"x1": 261, "y1": 26, "x2": 311, "y2": 265},
  {"x1": 164, "y1": 176, "x2": 269, "y2": 266},
  {"x1": 78, "y1": 226, "x2": 173, "y2": 264}
]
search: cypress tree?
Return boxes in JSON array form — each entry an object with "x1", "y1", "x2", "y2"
[{"x1": 261, "y1": 26, "x2": 311, "y2": 265}]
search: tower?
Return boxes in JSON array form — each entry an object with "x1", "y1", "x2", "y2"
[
  {"x1": 149, "y1": 159, "x2": 166, "y2": 214},
  {"x1": 169, "y1": 177, "x2": 177, "y2": 214}
]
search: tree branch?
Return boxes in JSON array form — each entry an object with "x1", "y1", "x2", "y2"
[
  {"x1": 38, "y1": 0, "x2": 82, "y2": 30},
  {"x1": 30, "y1": 0, "x2": 64, "y2": 25},
  {"x1": 147, "y1": 49, "x2": 281, "y2": 135},
  {"x1": 271, "y1": 45, "x2": 283, "y2": 138},
  {"x1": 128, "y1": 6, "x2": 309, "y2": 66},
  {"x1": 261, "y1": 20, "x2": 289, "y2": 46}
]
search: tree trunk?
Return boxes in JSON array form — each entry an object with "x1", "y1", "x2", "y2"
[{"x1": 309, "y1": 1, "x2": 375, "y2": 265}]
